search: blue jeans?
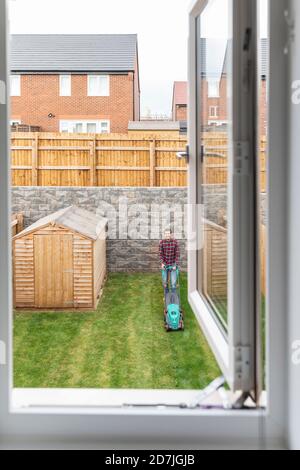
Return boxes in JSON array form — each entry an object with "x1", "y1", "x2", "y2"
[{"x1": 162, "y1": 267, "x2": 178, "y2": 294}]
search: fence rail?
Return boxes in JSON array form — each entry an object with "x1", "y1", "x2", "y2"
[{"x1": 11, "y1": 132, "x2": 266, "y2": 189}]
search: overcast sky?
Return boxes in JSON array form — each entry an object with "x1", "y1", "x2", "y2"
[{"x1": 9, "y1": 0, "x2": 268, "y2": 117}]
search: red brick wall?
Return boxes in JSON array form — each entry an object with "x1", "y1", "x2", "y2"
[
  {"x1": 134, "y1": 59, "x2": 140, "y2": 121},
  {"x1": 174, "y1": 77, "x2": 267, "y2": 135},
  {"x1": 175, "y1": 105, "x2": 187, "y2": 121},
  {"x1": 11, "y1": 73, "x2": 136, "y2": 133},
  {"x1": 203, "y1": 77, "x2": 267, "y2": 134}
]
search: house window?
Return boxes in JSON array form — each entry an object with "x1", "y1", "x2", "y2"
[
  {"x1": 87, "y1": 122, "x2": 97, "y2": 133},
  {"x1": 208, "y1": 79, "x2": 220, "y2": 98},
  {"x1": 59, "y1": 119, "x2": 110, "y2": 134},
  {"x1": 10, "y1": 75, "x2": 21, "y2": 96},
  {"x1": 209, "y1": 106, "x2": 219, "y2": 118},
  {"x1": 59, "y1": 75, "x2": 71, "y2": 96},
  {"x1": 87, "y1": 75, "x2": 110, "y2": 96}
]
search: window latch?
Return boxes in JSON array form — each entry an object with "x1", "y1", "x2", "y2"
[
  {"x1": 176, "y1": 145, "x2": 189, "y2": 163},
  {"x1": 122, "y1": 376, "x2": 228, "y2": 410}
]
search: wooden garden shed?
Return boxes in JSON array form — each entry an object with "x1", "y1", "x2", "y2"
[{"x1": 13, "y1": 206, "x2": 107, "y2": 310}]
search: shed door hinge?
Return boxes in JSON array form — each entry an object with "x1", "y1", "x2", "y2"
[{"x1": 234, "y1": 141, "x2": 250, "y2": 176}]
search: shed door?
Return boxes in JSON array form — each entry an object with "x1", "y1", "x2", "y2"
[{"x1": 34, "y1": 234, "x2": 74, "y2": 309}]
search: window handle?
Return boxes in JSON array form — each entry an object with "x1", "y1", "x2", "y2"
[
  {"x1": 176, "y1": 145, "x2": 189, "y2": 163},
  {"x1": 201, "y1": 144, "x2": 205, "y2": 164}
]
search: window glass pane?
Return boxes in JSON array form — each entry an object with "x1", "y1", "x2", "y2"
[
  {"x1": 75, "y1": 123, "x2": 83, "y2": 133},
  {"x1": 88, "y1": 75, "x2": 109, "y2": 96},
  {"x1": 88, "y1": 76, "x2": 98, "y2": 96},
  {"x1": 99, "y1": 76, "x2": 109, "y2": 96},
  {"x1": 10, "y1": 75, "x2": 20, "y2": 96},
  {"x1": 60, "y1": 121, "x2": 69, "y2": 133},
  {"x1": 87, "y1": 123, "x2": 97, "y2": 133},
  {"x1": 198, "y1": 0, "x2": 230, "y2": 332},
  {"x1": 209, "y1": 106, "x2": 218, "y2": 118},
  {"x1": 258, "y1": 0, "x2": 269, "y2": 390},
  {"x1": 208, "y1": 79, "x2": 220, "y2": 98},
  {"x1": 100, "y1": 121, "x2": 109, "y2": 133},
  {"x1": 60, "y1": 75, "x2": 71, "y2": 96}
]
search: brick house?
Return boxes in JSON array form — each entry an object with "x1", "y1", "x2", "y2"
[
  {"x1": 10, "y1": 34, "x2": 140, "y2": 133},
  {"x1": 172, "y1": 39, "x2": 268, "y2": 135},
  {"x1": 172, "y1": 81, "x2": 188, "y2": 122}
]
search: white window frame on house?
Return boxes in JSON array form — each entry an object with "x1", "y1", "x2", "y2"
[
  {"x1": 10, "y1": 74, "x2": 20, "y2": 96},
  {"x1": 59, "y1": 74, "x2": 71, "y2": 96},
  {"x1": 87, "y1": 74, "x2": 110, "y2": 97},
  {"x1": 10, "y1": 119, "x2": 21, "y2": 125},
  {"x1": 208, "y1": 78, "x2": 220, "y2": 98},
  {"x1": 209, "y1": 105, "x2": 219, "y2": 118},
  {"x1": 59, "y1": 119, "x2": 110, "y2": 134},
  {"x1": 0, "y1": 0, "x2": 296, "y2": 449}
]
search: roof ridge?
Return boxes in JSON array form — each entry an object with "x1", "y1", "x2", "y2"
[{"x1": 53, "y1": 206, "x2": 73, "y2": 224}]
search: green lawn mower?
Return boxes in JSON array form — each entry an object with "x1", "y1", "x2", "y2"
[{"x1": 162, "y1": 266, "x2": 184, "y2": 332}]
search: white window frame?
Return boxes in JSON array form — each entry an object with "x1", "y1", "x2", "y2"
[
  {"x1": 59, "y1": 119, "x2": 110, "y2": 134},
  {"x1": 188, "y1": 0, "x2": 259, "y2": 392},
  {"x1": 0, "y1": 0, "x2": 293, "y2": 449},
  {"x1": 59, "y1": 74, "x2": 71, "y2": 96},
  {"x1": 209, "y1": 105, "x2": 219, "y2": 118},
  {"x1": 10, "y1": 74, "x2": 20, "y2": 96},
  {"x1": 208, "y1": 79, "x2": 220, "y2": 98},
  {"x1": 87, "y1": 75, "x2": 110, "y2": 97}
]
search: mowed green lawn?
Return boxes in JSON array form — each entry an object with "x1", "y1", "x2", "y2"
[{"x1": 14, "y1": 273, "x2": 221, "y2": 389}]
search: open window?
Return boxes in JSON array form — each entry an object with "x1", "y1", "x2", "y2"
[
  {"x1": 188, "y1": 0, "x2": 259, "y2": 395},
  {"x1": 0, "y1": 0, "x2": 294, "y2": 449}
]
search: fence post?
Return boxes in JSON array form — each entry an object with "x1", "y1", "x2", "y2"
[
  {"x1": 150, "y1": 139, "x2": 156, "y2": 186},
  {"x1": 89, "y1": 136, "x2": 96, "y2": 186},
  {"x1": 16, "y1": 213, "x2": 24, "y2": 234},
  {"x1": 32, "y1": 133, "x2": 39, "y2": 186}
]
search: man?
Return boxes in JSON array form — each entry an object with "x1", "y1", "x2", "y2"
[{"x1": 159, "y1": 228, "x2": 180, "y2": 294}]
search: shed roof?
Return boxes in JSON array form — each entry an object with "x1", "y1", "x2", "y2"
[
  {"x1": 11, "y1": 34, "x2": 138, "y2": 73},
  {"x1": 14, "y1": 206, "x2": 107, "y2": 241}
]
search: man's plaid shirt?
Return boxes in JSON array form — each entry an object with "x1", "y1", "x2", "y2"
[{"x1": 159, "y1": 239, "x2": 180, "y2": 266}]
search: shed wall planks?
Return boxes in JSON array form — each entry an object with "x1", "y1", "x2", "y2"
[{"x1": 13, "y1": 209, "x2": 106, "y2": 310}]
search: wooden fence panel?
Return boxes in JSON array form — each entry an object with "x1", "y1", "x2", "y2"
[
  {"x1": 203, "y1": 221, "x2": 266, "y2": 307},
  {"x1": 38, "y1": 134, "x2": 91, "y2": 186},
  {"x1": 155, "y1": 138, "x2": 187, "y2": 187},
  {"x1": 10, "y1": 132, "x2": 266, "y2": 190},
  {"x1": 11, "y1": 134, "x2": 33, "y2": 186},
  {"x1": 95, "y1": 136, "x2": 152, "y2": 187}
]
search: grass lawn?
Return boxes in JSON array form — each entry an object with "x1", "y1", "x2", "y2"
[{"x1": 14, "y1": 273, "x2": 221, "y2": 389}]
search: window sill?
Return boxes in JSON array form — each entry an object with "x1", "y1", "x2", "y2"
[{"x1": 11, "y1": 387, "x2": 264, "y2": 415}]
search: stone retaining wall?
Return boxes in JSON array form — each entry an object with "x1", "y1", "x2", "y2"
[{"x1": 12, "y1": 186, "x2": 266, "y2": 272}]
